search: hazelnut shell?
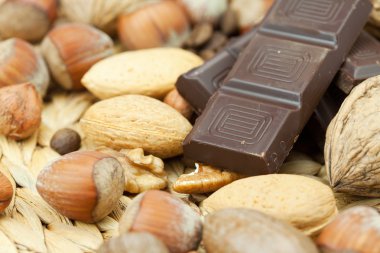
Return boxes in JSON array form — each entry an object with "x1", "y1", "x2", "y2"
[
  {"x1": 0, "y1": 171, "x2": 13, "y2": 212},
  {"x1": 119, "y1": 190, "x2": 202, "y2": 253},
  {"x1": 41, "y1": 23, "x2": 114, "y2": 90},
  {"x1": 0, "y1": 38, "x2": 50, "y2": 96},
  {"x1": 0, "y1": 83, "x2": 42, "y2": 140},
  {"x1": 36, "y1": 151, "x2": 125, "y2": 223}
]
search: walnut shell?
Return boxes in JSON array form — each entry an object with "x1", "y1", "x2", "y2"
[{"x1": 325, "y1": 76, "x2": 380, "y2": 197}]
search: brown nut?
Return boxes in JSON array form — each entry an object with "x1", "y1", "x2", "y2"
[
  {"x1": 0, "y1": 38, "x2": 50, "y2": 96},
  {"x1": 50, "y1": 128, "x2": 81, "y2": 155},
  {"x1": 41, "y1": 23, "x2": 114, "y2": 90},
  {"x1": 173, "y1": 164, "x2": 244, "y2": 194},
  {"x1": 97, "y1": 232, "x2": 169, "y2": 253},
  {"x1": 0, "y1": 171, "x2": 13, "y2": 212},
  {"x1": 0, "y1": 83, "x2": 42, "y2": 140},
  {"x1": 36, "y1": 151, "x2": 125, "y2": 223},
  {"x1": 325, "y1": 76, "x2": 380, "y2": 197},
  {"x1": 163, "y1": 89, "x2": 193, "y2": 119},
  {"x1": 0, "y1": 0, "x2": 57, "y2": 42},
  {"x1": 119, "y1": 190, "x2": 202, "y2": 253},
  {"x1": 204, "y1": 208, "x2": 319, "y2": 253},
  {"x1": 317, "y1": 206, "x2": 380, "y2": 253},
  {"x1": 118, "y1": 0, "x2": 190, "y2": 50}
]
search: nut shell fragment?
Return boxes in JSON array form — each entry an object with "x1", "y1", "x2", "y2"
[{"x1": 325, "y1": 76, "x2": 380, "y2": 197}]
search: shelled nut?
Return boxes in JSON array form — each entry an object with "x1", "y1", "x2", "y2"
[
  {"x1": 41, "y1": 23, "x2": 114, "y2": 90},
  {"x1": 119, "y1": 190, "x2": 202, "y2": 253},
  {"x1": 0, "y1": 83, "x2": 42, "y2": 140},
  {"x1": 118, "y1": 0, "x2": 190, "y2": 50},
  {"x1": 0, "y1": 38, "x2": 50, "y2": 96},
  {"x1": 50, "y1": 128, "x2": 81, "y2": 155},
  {"x1": 0, "y1": 171, "x2": 13, "y2": 212},
  {"x1": 97, "y1": 232, "x2": 169, "y2": 253},
  {"x1": 0, "y1": 0, "x2": 57, "y2": 42},
  {"x1": 36, "y1": 151, "x2": 125, "y2": 223}
]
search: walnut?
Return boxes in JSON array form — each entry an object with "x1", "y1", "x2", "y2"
[
  {"x1": 99, "y1": 148, "x2": 168, "y2": 193},
  {"x1": 325, "y1": 76, "x2": 380, "y2": 197},
  {"x1": 173, "y1": 164, "x2": 244, "y2": 194}
]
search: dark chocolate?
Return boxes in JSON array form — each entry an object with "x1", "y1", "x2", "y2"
[
  {"x1": 176, "y1": 29, "x2": 256, "y2": 114},
  {"x1": 335, "y1": 31, "x2": 380, "y2": 94},
  {"x1": 182, "y1": 0, "x2": 372, "y2": 175},
  {"x1": 177, "y1": 31, "x2": 380, "y2": 114}
]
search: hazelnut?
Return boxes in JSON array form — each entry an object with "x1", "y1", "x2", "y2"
[
  {"x1": 0, "y1": 38, "x2": 50, "y2": 96},
  {"x1": 317, "y1": 206, "x2": 380, "y2": 253},
  {"x1": 0, "y1": 171, "x2": 13, "y2": 212},
  {"x1": 97, "y1": 232, "x2": 169, "y2": 253},
  {"x1": 118, "y1": 0, "x2": 190, "y2": 50},
  {"x1": 163, "y1": 89, "x2": 193, "y2": 119},
  {"x1": 50, "y1": 128, "x2": 81, "y2": 155},
  {"x1": 204, "y1": 208, "x2": 319, "y2": 253},
  {"x1": 0, "y1": 83, "x2": 42, "y2": 140},
  {"x1": 0, "y1": 0, "x2": 57, "y2": 42},
  {"x1": 36, "y1": 151, "x2": 125, "y2": 223},
  {"x1": 119, "y1": 190, "x2": 202, "y2": 253},
  {"x1": 41, "y1": 23, "x2": 114, "y2": 90}
]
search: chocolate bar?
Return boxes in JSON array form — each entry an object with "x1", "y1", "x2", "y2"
[
  {"x1": 177, "y1": 31, "x2": 380, "y2": 114},
  {"x1": 176, "y1": 29, "x2": 256, "y2": 114},
  {"x1": 335, "y1": 31, "x2": 380, "y2": 94},
  {"x1": 182, "y1": 0, "x2": 372, "y2": 175}
]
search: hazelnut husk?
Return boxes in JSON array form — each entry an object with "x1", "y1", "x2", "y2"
[
  {"x1": 97, "y1": 232, "x2": 169, "y2": 253},
  {"x1": 117, "y1": 0, "x2": 190, "y2": 50},
  {"x1": 50, "y1": 128, "x2": 81, "y2": 155},
  {"x1": 163, "y1": 89, "x2": 193, "y2": 119},
  {"x1": 0, "y1": 171, "x2": 13, "y2": 212},
  {"x1": 204, "y1": 208, "x2": 319, "y2": 253},
  {"x1": 119, "y1": 190, "x2": 202, "y2": 253},
  {"x1": 36, "y1": 151, "x2": 125, "y2": 223},
  {"x1": 41, "y1": 23, "x2": 114, "y2": 90},
  {"x1": 0, "y1": 0, "x2": 57, "y2": 42},
  {"x1": 0, "y1": 83, "x2": 42, "y2": 140},
  {"x1": 0, "y1": 38, "x2": 50, "y2": 96},
  {"x1": 317, "y1": 206, "x2": 380, "y2": 253}
]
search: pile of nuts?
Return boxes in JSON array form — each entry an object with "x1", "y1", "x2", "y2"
[{"x1": 1, "y1": 0, "x2": 380, "y2": 253}]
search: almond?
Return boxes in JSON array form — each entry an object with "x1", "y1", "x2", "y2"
[{"x1": 80, "y1": 95, "x2": 192, "y2": 158}]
